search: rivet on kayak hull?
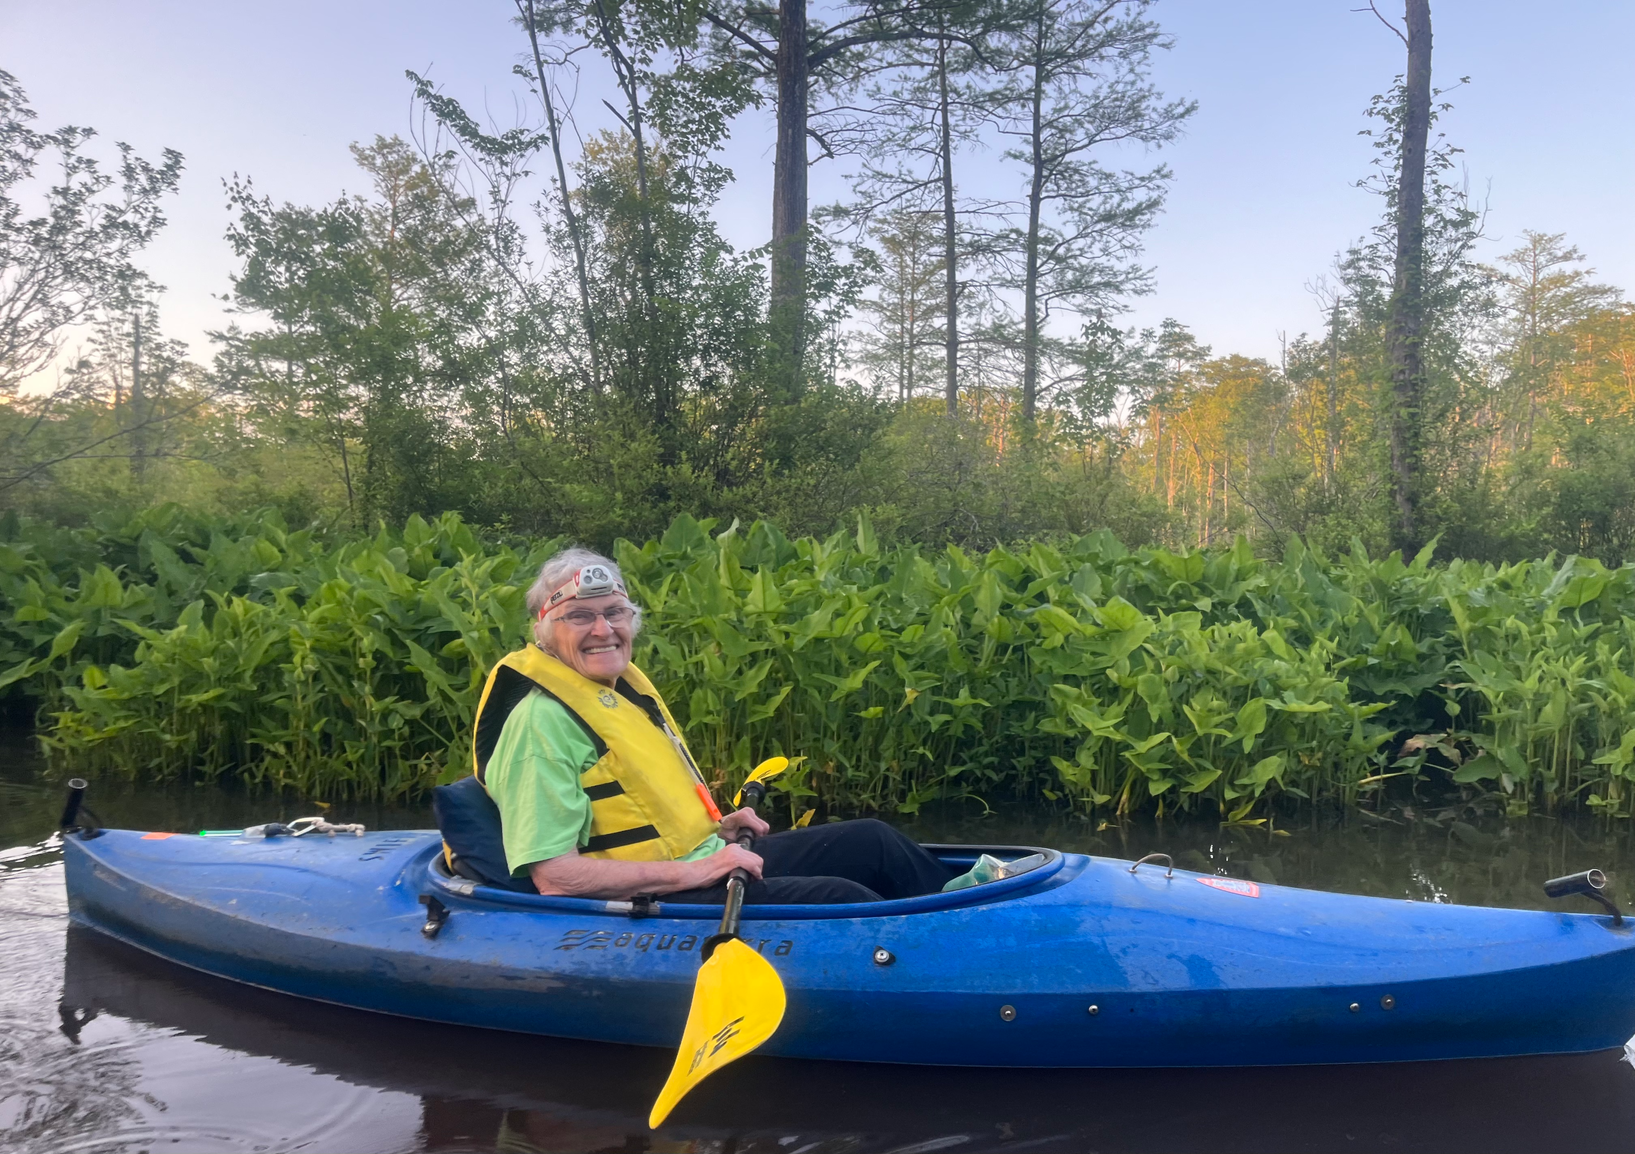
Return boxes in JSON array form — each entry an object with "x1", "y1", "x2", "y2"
[
  {"x1": 873, "y1": 947, "x2": 894, "y2": 966},
  {"x1": 1380, "y1": 994, "x2": 1396, "y2": 1010},
  {"x1": 1000, "y1": 1005, "x2": 1017, "y2": 1022},
  {"x1": 1087, "y1": 1004, "x2": 1099, "y2": 1016},
  {"x1": 1349, "y1": 1003, "x2": 1360, "y2": 1013}
]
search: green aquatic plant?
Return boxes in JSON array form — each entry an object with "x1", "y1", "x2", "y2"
[
  {"x1": 0, "y1": 507, "x2": 553, "y2": 797},
  {"x1": 1, "y1": 506, "x2": 1632, "y2": 820}
]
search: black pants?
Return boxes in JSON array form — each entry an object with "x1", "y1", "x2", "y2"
[{"x1": 665, "y1": 819, "x2": 954, "y2": 905}]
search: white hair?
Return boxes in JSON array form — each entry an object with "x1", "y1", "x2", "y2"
[{"x1": 527, "y1": 547, "x2": 642, "y2": 649}]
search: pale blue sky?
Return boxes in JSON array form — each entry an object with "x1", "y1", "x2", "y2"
[{"x1": 4, "y1": 1, "x2": 1630, "y2": 368}]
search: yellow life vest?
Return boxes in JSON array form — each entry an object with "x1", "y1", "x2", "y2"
[{"x1": 471, "y1": 646, "x2": 722, "y2": 862}]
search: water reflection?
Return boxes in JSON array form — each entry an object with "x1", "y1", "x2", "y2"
[
  {"x1": 44, "y1": 924, "x2": 1635, "y2": 1154},
  {"x1": 6, "y1": 735, "x2": 1635, "y2": 1152}
]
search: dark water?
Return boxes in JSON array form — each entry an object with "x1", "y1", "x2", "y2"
[{"x1": 6, "y1": 730, "x2": 1635, "y2": 1154}]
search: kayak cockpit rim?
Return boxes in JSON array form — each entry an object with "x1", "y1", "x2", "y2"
[{"x1": 423, "y1": 842, "x2": 1070, "y2": 920}]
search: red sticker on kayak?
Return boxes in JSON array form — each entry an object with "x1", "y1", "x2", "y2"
[
  {"x1": 140, "y1": 832, "x2": 176, "y2": 840},
  {"x1": 1198, "y1": 876, "x2": 1260, "y2": 898}
]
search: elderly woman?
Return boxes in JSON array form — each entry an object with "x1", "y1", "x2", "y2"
[{"x1": 470, "y1": 547, "x2": 953, "y2": 904}]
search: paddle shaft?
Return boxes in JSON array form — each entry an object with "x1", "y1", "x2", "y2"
[{"x1": 713, "y1": 780, "x2": 766, "y2": 946}]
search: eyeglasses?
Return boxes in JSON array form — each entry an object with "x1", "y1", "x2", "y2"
[{"x1": 551, "y1": 606, "x2": 634, "y2": 628}]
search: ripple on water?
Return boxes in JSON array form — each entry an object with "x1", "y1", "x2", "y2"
[
  {"x1": 40, "y1": 1036, "x2": 424, "y2": 1154},
  {"x1": 5, "y1": 1025, "x2": 424, "y2": 1154},
  {"x1": 0, "y1": 864, "x2": 422, "y2": 1154}
]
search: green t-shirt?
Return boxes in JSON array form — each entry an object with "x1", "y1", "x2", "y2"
[{"x1": 484, "y1": 688, "x2": 725, "y2": 878}]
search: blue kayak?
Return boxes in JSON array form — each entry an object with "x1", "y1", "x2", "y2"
[{"x1": 62, "y1": 827, "x2": 1635, "y2": 1066}]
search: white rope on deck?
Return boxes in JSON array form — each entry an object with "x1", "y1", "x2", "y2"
[{"x1": 286, "y1": 816, "x2": 366, "y2": 838}]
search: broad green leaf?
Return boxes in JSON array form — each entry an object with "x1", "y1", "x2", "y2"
[
  {"x1": 1096, "y1": 596, "x2": 1144, "y2": 632},
  {"x1": 745, "y1": 684, "x2": 792, "y2": 723},
  {"x1": 1181, "y1": 768, "x2": 1222, "y2": 793},
  {"x1": 818, "y1": 659, "x2": 882, "y2": 702},
  {"x1": 49, "y1": 618, "x2": 86, "y2": 660},
  {"x1": 0, "y1": 659, "x2": 38, "y2": 691},
  {"x1": 1234, "y1": 755, "x2": 1285, "y2": 791},
  {"x1": 1452, "y1": 753, "x2": 1503, "y2": 783},
  {"x1": 1234, "y1": 697, "x2": 1268, "y2": 751}
]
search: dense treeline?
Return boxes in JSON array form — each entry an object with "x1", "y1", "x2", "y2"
[
  {"x1": 3, "y1": 508, "x2": 1633, "y2": 821},
  {"x1": 3, "y1": 3, "x2": 1631, "y2": 565}
]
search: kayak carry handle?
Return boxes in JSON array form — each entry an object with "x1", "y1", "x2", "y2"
[
  {"x1": 59, "y1": 779, "x2": 86, "y2": 829},
  {"x1": 1130, "y1": 853, "x2": 1174, "y2": 878},
  {"x1": 1543, "y1": 869, "x2": 1623, "y2": 925},
  {"x1": 59, "y1": 778, "x2": 104, "y2": 839}
]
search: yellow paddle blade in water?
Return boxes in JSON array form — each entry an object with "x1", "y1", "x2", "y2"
[
  {"x1": 648, "y1": 938, "x2": 787, "y2": 1129},
  {"x1": 732, "y1": 756, "x2": 789, "y2": 808}
]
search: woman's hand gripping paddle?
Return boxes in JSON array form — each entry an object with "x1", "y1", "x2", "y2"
[{"x1": 649, "y1": 758, "x2": 789, "y2": 1129}]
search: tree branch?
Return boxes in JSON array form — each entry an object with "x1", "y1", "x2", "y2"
[
  {"x1": 810, "y1": 28, "x2": 937, "y2": 69},
  {"x1": 806, "y1": 126, "x2": 837, "y2": 162},
  {"x1": 1354, "y1": 1, "x2": 1409, "y2": 47},
  {"x1": 0, "y1": 395, "x2": 210, "y2": 493},
  {"x1": 701, "y1": 8, "x2": 778, "y2": 63},
  {"x1": 602, "y1": 98, "x2": 634, "y2": 131}
]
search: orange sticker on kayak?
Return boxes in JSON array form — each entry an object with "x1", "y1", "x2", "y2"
[
  {"x1": 140, "y1": 832, "x2": 176, "y2": 840},
  {"x1": 1198, "y1": 876, "x2": 1260, "y2": 898}
]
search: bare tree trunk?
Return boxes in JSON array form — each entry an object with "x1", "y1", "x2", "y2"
[
  {"x1": 769, "y1": 0, "x2": 810, "y2": 397},
  {"x1": 1326, "y1": 297, "x2": 1340, "y2": 491},
  {"x1": 520, "y1": 0, "x2": 600, "y2": 392},
  {"x1": 902, "y1": 266, "x2": 915, "y2": 405},
  {"x1": 589, "y1": 2, "x2": 656, "y2": 305},
  {"x1": 937, "y1": 32, "x2": 959, "y2": 417},
  {"x1": 1166, "y1": 427, "x2": 1177, "y2": 506},
  {"x1": 589, "y1": 0, "x2": 678, "y2": 455},
  {"x1": 906, "y1": 288, "x2": 917, "y2": 401},
  {"x1": 129, "y1": 313, "x2": 147, "y2": 482},
  {"x1": 1020, "y1": 4, "x2": 1046, "y2": 425},
  {"x1": 1522, "y1": 272, "x2": 1541, "y2": 451},
  {"x1": 1386, "y1": 0, "x2": 1432, "y2": 551},
  {"x1": 1203, "y1": 459, "x2": 1214, "y2": 545},
  {"x1": 337, "y1": 432, "x2": 354, "y2": 520},
  {"x1": 1151, "y1": 410, "x2": 1161, "y2": 493}
]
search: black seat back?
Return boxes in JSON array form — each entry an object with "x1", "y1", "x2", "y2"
[{"x1": 431, "y1": 776, "x2": 536, "y2": 892}]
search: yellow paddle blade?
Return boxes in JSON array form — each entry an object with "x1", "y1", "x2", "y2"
[
  {"x1": 732, "y1": 756, "x2": 789, "y2": 808},
  {"x1": 794, "y1": 808, "x2": 814, "y2": 828},
  {"x1": 648, "y1": 938, "x2": 786, "y2": 1129}
]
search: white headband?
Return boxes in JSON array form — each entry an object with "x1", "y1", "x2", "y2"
[{"x1": 539, "y1": 564, "x2": 627, "y2": 619}]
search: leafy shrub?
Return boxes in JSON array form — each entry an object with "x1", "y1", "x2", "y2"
[
  {"x1": 2, "y1": 506, "x2": 1633, "y2": 821},
  {"x1": 0, "y1": 506, "x2": 552, "y2": 796}
]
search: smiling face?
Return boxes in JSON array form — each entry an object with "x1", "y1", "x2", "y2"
[{"x1": 537, "y1": 591, "x2": 635, "y2": 685}]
